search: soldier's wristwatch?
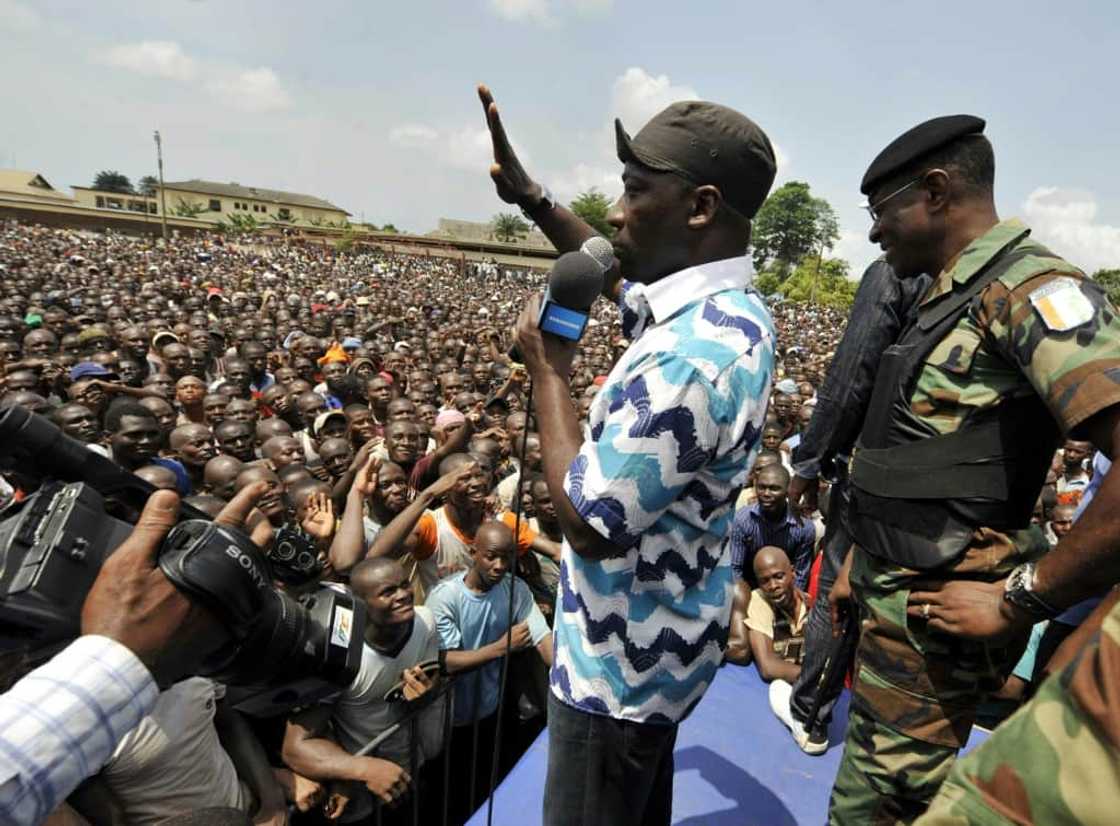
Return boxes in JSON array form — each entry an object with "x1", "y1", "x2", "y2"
[
  {"x1": 1003, "y1": 562, "x2": 1060, "y2": 620},
  {"x1": 520, "y1": 185, "x2": 556, "y2": 222}
]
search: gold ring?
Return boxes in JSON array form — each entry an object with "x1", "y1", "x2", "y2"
[{"x1": 922, "y1": 603, "x2": 930, "y2": 619}]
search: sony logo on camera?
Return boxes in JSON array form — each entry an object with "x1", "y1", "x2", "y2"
[{"x1": 224, "y1": 543, "x2": 269, "y2": 590}]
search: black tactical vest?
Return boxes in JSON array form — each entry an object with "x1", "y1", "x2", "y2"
[{"x1": 848, "y1": 237, "x2": 1062, "y2": 570}]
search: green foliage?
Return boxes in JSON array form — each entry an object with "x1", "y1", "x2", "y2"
[
  {"x1": 1092, "y1": 269, "x2": 1120, "y2": 305},
  {"x1": 307, "y1": 215, "x2": 325, "y2": 227},
  {"x1": 753, "y1": 268, "x2": 785, "y2": 297},
  {"x1": 568, "y1": 188, "x2": 615, "y2": 238},
  {"x1": 171, "y1": 197, "x2": 206, "y2": 218},
  {"x1": 492, "y1": 212, "x2": 530, "y2": 243},
  {"x1": 380, "y1": 223, "x2": 399, "y2": 233},
  {"x1": 751, "y1": 181, "x2": 840, "y2": 271},
  {"x1": 136, "y1": 175, "x2": 159, "y2": 196},
  {"x1": 216, "y1": 212, "x2": 260, "y2": 235},
  {"x1": 334, "y1": 224, "x2": 356, "y2": 252},
  {"x1": 774, "y1": 258, "x2": 857, "y2": 308},
  {"x1": 93, "y1": 170, "x2": 134, "y2": 194}
]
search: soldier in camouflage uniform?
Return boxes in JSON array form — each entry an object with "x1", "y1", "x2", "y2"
[
  {"x1": 915, "y1": 590, "x2": 1119, "y2": 825},
  {"x1": 827, "y1": 115, "x2": 1120, "y2": 825}
]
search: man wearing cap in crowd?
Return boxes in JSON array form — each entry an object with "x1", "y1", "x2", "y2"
[
  {"x1": 480, "y1": 85, "x2": 776, "y2": 825},
  {"x1": 826, "y1": 114, "x2": 1120, "y2": 823}
]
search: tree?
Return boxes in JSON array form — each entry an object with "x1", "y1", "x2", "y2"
[
  {"x1": 172, "y1": 197, "x2": 206, "y2": 218},
  {"x1": 810, "y1": 197, "x2": 840, "y2": 261},
  {"x1": 569, "y1": 188, "x2": 615, "y2": 238},
  {"x1": 753, "y1": 267, "x2": 784, "y2": 297},
  {"x1": 750, "y1": 181, "x2": 839, "y2": 271},
  {"x1": 216, "y1": 213, "x2": 260, "y2": 235},
  {"x1": 136, "y1": 175, "x2": 159, "y2": 196},
  {"x1": 1092, "y1": 269, "x2": 1120, "y2": 305},
  {"x1": 777, "y1": 258, "x2": 857, "y2": 309},
  {"x1": 93, "y1": 170, "x2": 134, "y2": 194},
  {"x1": 380, "y1": 223, "x2": 399, "y2": 233},
  {"x1": 492, "y1": 212, "x2": 529, "y2": 243}
]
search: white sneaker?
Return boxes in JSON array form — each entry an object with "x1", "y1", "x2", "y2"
[
  {"x1": 769, "y1": 679, "x2": 796, "y2": 728},
  {"x1": 769, "y1": 679, "x2": 828, "y2": 756}
]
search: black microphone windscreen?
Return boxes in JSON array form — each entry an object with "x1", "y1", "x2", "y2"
[{"x1": 548, "y1": 251, "x2": 604, "y2": 311}]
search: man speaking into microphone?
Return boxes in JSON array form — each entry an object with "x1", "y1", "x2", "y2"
[{"x1": 481, "y1": 86, "x2": 777, "y2": 825}]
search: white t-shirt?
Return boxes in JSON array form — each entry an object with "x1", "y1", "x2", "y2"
[
  {"x1": 332, "y1": 605, "x2": 445, "y2": 768},
  {"x1": 102, "y1": 678, "x2": 250, "y2": 826}
]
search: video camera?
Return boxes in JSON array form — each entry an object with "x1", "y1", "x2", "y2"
[{"x1": 0, "y1": 405, "x2": 365, "y2": 716}]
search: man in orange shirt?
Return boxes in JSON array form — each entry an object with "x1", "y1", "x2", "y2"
[{"x1": 367, "y1": 452, "x2": 560, "y2": 600}]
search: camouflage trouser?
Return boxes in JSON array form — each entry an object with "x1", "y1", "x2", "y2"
[
  {"x1": 829, "y1": 706, "x2": 957, "y2": 826},
  {"x1": 828, "y1": 534, "x2": 1035, "y2": 826},
  {"x1": 915, "y1": 596, "x2": 1120, "y2": 826}
]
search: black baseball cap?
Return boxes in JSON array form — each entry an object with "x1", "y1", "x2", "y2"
[{"x1": 615, "y1": 101, "x2": 777, "y2": 219}]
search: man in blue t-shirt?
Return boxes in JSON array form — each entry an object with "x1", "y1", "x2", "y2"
[
  {"x1": 426, "y1": 521, "x2": 551, "y2": 822},
  {"x1": 426, "y1": 521, "x2": 551, "y2": 726}
]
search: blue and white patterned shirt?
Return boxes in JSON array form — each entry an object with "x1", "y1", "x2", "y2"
[
  {"x1": 551, "y1": 256, "x2": 775, "y2": 725},
  {"x1": 0, "y1": 636, "x2": 158, "y2": 825}
]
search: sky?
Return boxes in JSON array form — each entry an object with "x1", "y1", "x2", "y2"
[{"x1": 1, "y1": 0, "x2": 1118, "y2": 276}]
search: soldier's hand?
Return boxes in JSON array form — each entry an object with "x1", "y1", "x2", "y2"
[
  {"x1": 907, "y1": 579, "x2": 1031, "y2": 641},
  {"x1": 478, "y1": 84, "x2": 541, "y2": 210},
  {"x1": 788, "y1": 474, "x2": 819, "y2": 517}
]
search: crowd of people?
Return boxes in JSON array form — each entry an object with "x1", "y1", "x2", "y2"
[{"x1": 0, "y1": 209, "x2": 1107, "y2": 826}]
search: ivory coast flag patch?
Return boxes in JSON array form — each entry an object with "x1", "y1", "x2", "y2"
[{"x1": 1029, "y1": 277, "x2": 1095, "y2": 332}]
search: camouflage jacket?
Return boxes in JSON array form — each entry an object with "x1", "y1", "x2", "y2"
[
  {"x1": 851, "y1": 219, "x2": 1120, "y2": 747},
  {"x1": 910, "y1": 218, "x2": 1120, "y2": 436}
]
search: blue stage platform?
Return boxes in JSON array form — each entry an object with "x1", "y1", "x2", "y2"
[{"x1": 468, "y1": 664, "x2": 989, "y2": 825}]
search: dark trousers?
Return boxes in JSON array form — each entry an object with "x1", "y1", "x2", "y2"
[
  {"x1": 543, "y1": 693, "x2": 678, "y2": 826},
  {"x1": 790, "y1": 479, "x2": 856, "y2": 737}
]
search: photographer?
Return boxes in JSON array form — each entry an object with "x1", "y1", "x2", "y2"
[{"x1": 0, "y1": 484, "x2": 269, "y2": 825}]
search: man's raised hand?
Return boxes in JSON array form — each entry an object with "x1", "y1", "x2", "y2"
[{"x1": 478, "y1": 84, "x2": 541, "y2": 209}]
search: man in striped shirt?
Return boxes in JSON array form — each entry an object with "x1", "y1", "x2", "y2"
[{"x1": 730, "y1": 463, "x2": 817, "y2": 589}]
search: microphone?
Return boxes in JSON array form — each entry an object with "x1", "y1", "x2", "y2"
[{"x1": 508, "y1": 239, "x2": 610, "y2": 362}]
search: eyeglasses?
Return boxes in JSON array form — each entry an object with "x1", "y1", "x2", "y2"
[{"x1": 861, "y1": 176, "x2": 922, "y2": 223}]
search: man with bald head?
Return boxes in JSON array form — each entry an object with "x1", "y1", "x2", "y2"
[
  {"x1": 225, "y1": 397, "x2": 258, "y2": 426},
  {"x1": 282, "y1": 558, "x2": 442, "y2": 820},
  {"x1": 175, "y1": 375, "x2": 207, "y2": 425},
  {"x1": 169, "y1": 423, "x2": 217, "y2": 491},
  {"x1": 134, "y1": 464, "x2": 180, "y2": 492},
  {"x1": 22, "y1": 328, "x2": 57, "y2": 359},
  {"x1": 204, "y1": 455, "x2": 244, "y2": 501},
  {"x1": 262, "y1": 435, "x2": 304, "y2": 473},
  {"x1": 215, "y1": 419, "x2": 257, "y2": 463},
  {"x1": 235, "y1": 465, "x2": 285, "y2": 526},
  {"x1": 317, "y1": 437, "x2": 354, "y2": 483},
  {"x1": 256, "y1": 417, "x2": 292, "y2": 447},
  {"x1": 162, "y1": 343, "x2": 192, "y2": 381},
  {"x1": 746, "y1": 547, "x2": 807, "y2": 685},
  {"x1": 203, "y1": 393, "x2": 228, "y2": 427}
]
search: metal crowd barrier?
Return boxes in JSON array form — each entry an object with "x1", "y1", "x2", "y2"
[{"x1": 361, "y1": 667, "x2": 504, "y2": 826}]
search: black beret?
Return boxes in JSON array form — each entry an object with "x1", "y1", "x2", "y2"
[{"x1": 860, "y1": 115, "x2": 986, "y2": 195}]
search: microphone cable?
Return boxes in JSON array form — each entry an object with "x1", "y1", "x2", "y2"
[{"x1": 485, "y1": 380, "x2": 534, "y2": 826}]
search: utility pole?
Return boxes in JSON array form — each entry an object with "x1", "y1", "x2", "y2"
[{"x1": 153, "y1": 130, "x2": 168, "y2": 240}]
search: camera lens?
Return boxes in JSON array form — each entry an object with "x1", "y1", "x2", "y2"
[{"x1": 273, "y1": 539, "x2": 296, "y2": 562}]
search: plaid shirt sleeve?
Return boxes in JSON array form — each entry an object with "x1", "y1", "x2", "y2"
[{"x1": 0, "y1": 636, "x2": 157, "y2": 825}]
